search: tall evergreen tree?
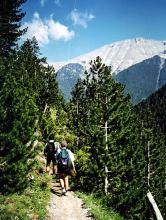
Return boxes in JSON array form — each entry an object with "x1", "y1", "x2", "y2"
[
  {"x1": 0, "y1": 37, "x2": 66, "y2": 193},
  {"x1": 18, "y1": 38, "x2": 65, "y2": 140},
  {"x1": 18, "y1": 38, "x2": 64, "y2": 113},
  {"x1": 71, "y1": 57, "x2": 147, "y2": 219},
  {"x1": 0, "y1": 0, "x2": 27, "y2": 57},
  {"x1": 0, "y1": 56, "x2": 39, "y2": 193}
]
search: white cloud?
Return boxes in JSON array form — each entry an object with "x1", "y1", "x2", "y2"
[
  {"x1": 23, "y1": 12, "x2": 75, "y2": 46},
  {"x1": 41, "y1": 0, "x2": 61, "y2": 7},
  {"x1": 23, "y1": 12, "x2": 49, "y2": 46},
  {"x1": 48, "y1": 19, "x2": 74, "y2": 41},
  {"x1": 70, "y1": 9, "x2": 95, "y2": 28}
]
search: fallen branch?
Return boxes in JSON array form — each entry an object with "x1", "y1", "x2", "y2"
[{"x1": 147, "y1": 191, "x2": 164, "y2": 220}]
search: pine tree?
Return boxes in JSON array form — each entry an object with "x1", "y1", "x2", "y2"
[
  {"x1": 0, "y1": 56, "x2": 39, "y2": 193},
  {"x1": 0, "y1": 0, "x2": 27, "y2": 57},
  {"x1": 18, "y1": 38, "x2": 64, "y2": 112},
  {"x1": 71, "y1": 57, "x2": 147, "y2": 219},
  {"x1": 0, "y1": 37, "x2": 66, "y2": 193},
  {"x1": 18, "y1": 37, "x2": 66, "y2": 141}
]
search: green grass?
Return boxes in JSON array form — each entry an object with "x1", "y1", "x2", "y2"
[
  {"x1": 76, "y1": 191, "x2": 124, "y2": 220},
  {"x1": 0, "y1": 172, "x2": 52, "y2": 220}
]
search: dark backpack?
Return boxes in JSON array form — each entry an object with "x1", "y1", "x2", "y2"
[
  {"x1": 58, "y1": 148, "x2": 70, "y2": 168},
  {"x1": 44, "y1": 142, "x2": 55, "y2": 156}
]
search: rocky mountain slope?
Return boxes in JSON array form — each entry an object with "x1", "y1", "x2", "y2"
[{"x1": 115, "y1": 53, "x2": 166, "y2": 103}]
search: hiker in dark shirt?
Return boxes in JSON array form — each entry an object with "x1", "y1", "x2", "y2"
[{"x1": 44, "y1": 140, "x2": 57, "y2": 175}]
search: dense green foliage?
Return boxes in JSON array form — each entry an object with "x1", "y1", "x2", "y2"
[
  {"x1": 17, "y1": 38, "x2": 67, "y2": 142},
  {"x1": 0, "y1": 36, "x2": 65, "y2": 193},
  {"x1": 135, "y1": 85, "x2": 166, "y2": 219},
  {"x1": 0, "y1": 1, "x2": 165, "y2": 219},
  {"x1": 0, "y1": 0, "x2": 72, "y2": 197},
  {"x1": 0, "y1": 0, "x2": 27, "y2": 57},
  {"x1": 70, "y1": 57, "x2": 148, "y2": 219},
  {"x1": 136, "y1": 83, "x2": 166, "y2": 140},
  {"x1": 0, "y1": 56, "x2": 39, "y2": 192}
]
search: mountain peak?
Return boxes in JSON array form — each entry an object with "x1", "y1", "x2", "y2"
[
  {"x1": 52, "y1": 38, "x2": 166, "y2": 74},
  {"x1": 55, "y1": 38, "x2": 166, "y2": 103}
]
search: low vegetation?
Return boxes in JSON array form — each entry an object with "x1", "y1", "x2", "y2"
[
  {"x1": 0, "y1": 171, "x2": 51, "y2": 220},
  {"x1": 76, "y1": 191, "x2": 124, "y2": 220}
]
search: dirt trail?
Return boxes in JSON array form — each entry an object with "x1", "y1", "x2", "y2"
[{"x1": 46, "y1": 179, "x2": 92, "y2": 220}]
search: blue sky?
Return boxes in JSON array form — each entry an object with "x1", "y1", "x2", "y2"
[{"x1": 22, "y1": 0, "x2": 166, "y2": 62}]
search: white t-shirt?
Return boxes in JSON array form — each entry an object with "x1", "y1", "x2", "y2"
[{"x1": 67, "y1": 149, "x2": 75, "y2": 162}]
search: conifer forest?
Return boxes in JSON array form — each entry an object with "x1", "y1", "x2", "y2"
[{"x1": 0, "y1": 1, "x2": 165, "y2": 219}]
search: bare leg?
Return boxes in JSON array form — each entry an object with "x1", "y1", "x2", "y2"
[
  {"x1": 59, "y1": 175, "x2": 66, "y2": 195},
  {"x1": 59, "y1": 178, "x2": 65, "y2": 188},
  {"x1": 64, "y1": 176, "x2": 69, "y2": 191},
  {"x1": 53, "y1": 165, "x2": 57, "y2": 174},
  {"x1": 46, "y1": 157, "x2": 51, "y2": 175},
  {"x1": 46, "y1": 166, "x2": 50, "y2": 174}
]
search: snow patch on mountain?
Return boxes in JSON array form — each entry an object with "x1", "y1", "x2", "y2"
[
  {"x1": 51, "y1": 38, "x2": 166, "y2": 75},
  {"x1": 156, "y1": 58, "x2": 165, "y2": 90}
]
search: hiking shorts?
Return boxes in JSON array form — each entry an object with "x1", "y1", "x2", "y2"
[
  {"x1": 46, "y1": 155, "x2": 56, "y2": 166},
  {"x1": 57, "y1": 164, "x2": 70, "y2": 175}
]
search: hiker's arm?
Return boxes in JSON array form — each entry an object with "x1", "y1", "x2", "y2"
[
  {"x1": 68, "y1": 150, "x2": 76, "y2": 170},
  {"x1": 68, "y1": 150, "x2": 75, "y2": 162}
]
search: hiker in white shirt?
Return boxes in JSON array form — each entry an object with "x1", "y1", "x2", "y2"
[{"x1": 57, "y1": 140, "x2": 75, "y2": 196}]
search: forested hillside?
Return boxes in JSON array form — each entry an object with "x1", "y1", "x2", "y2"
[
  {"x1": 0, "y1": 1, "x2": 165, "y2": 220},
  {"x1": 0, "y1": 0, "x2": 71, "y2": 194},
  {"x1": 134, "y1": 84, "x2": 166, "y2": 219},
  {"x1": 68, "y1": 57, "x2": 165, "y2": 219},
  {"x1": 135, "y1": 83, "x2": 166, "y2": 140}
]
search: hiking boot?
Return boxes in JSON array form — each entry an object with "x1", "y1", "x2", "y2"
[
  {"x1": 64, "y1": 190, "x2": 68, "y2": 196},
  {"x1": 62, "y1": 188, "x2": 66, "y2": 195}
]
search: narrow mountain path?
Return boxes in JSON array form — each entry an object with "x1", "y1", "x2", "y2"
[{"x1": 46, "y1": 179, "x2": 92, "y2": 220}]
